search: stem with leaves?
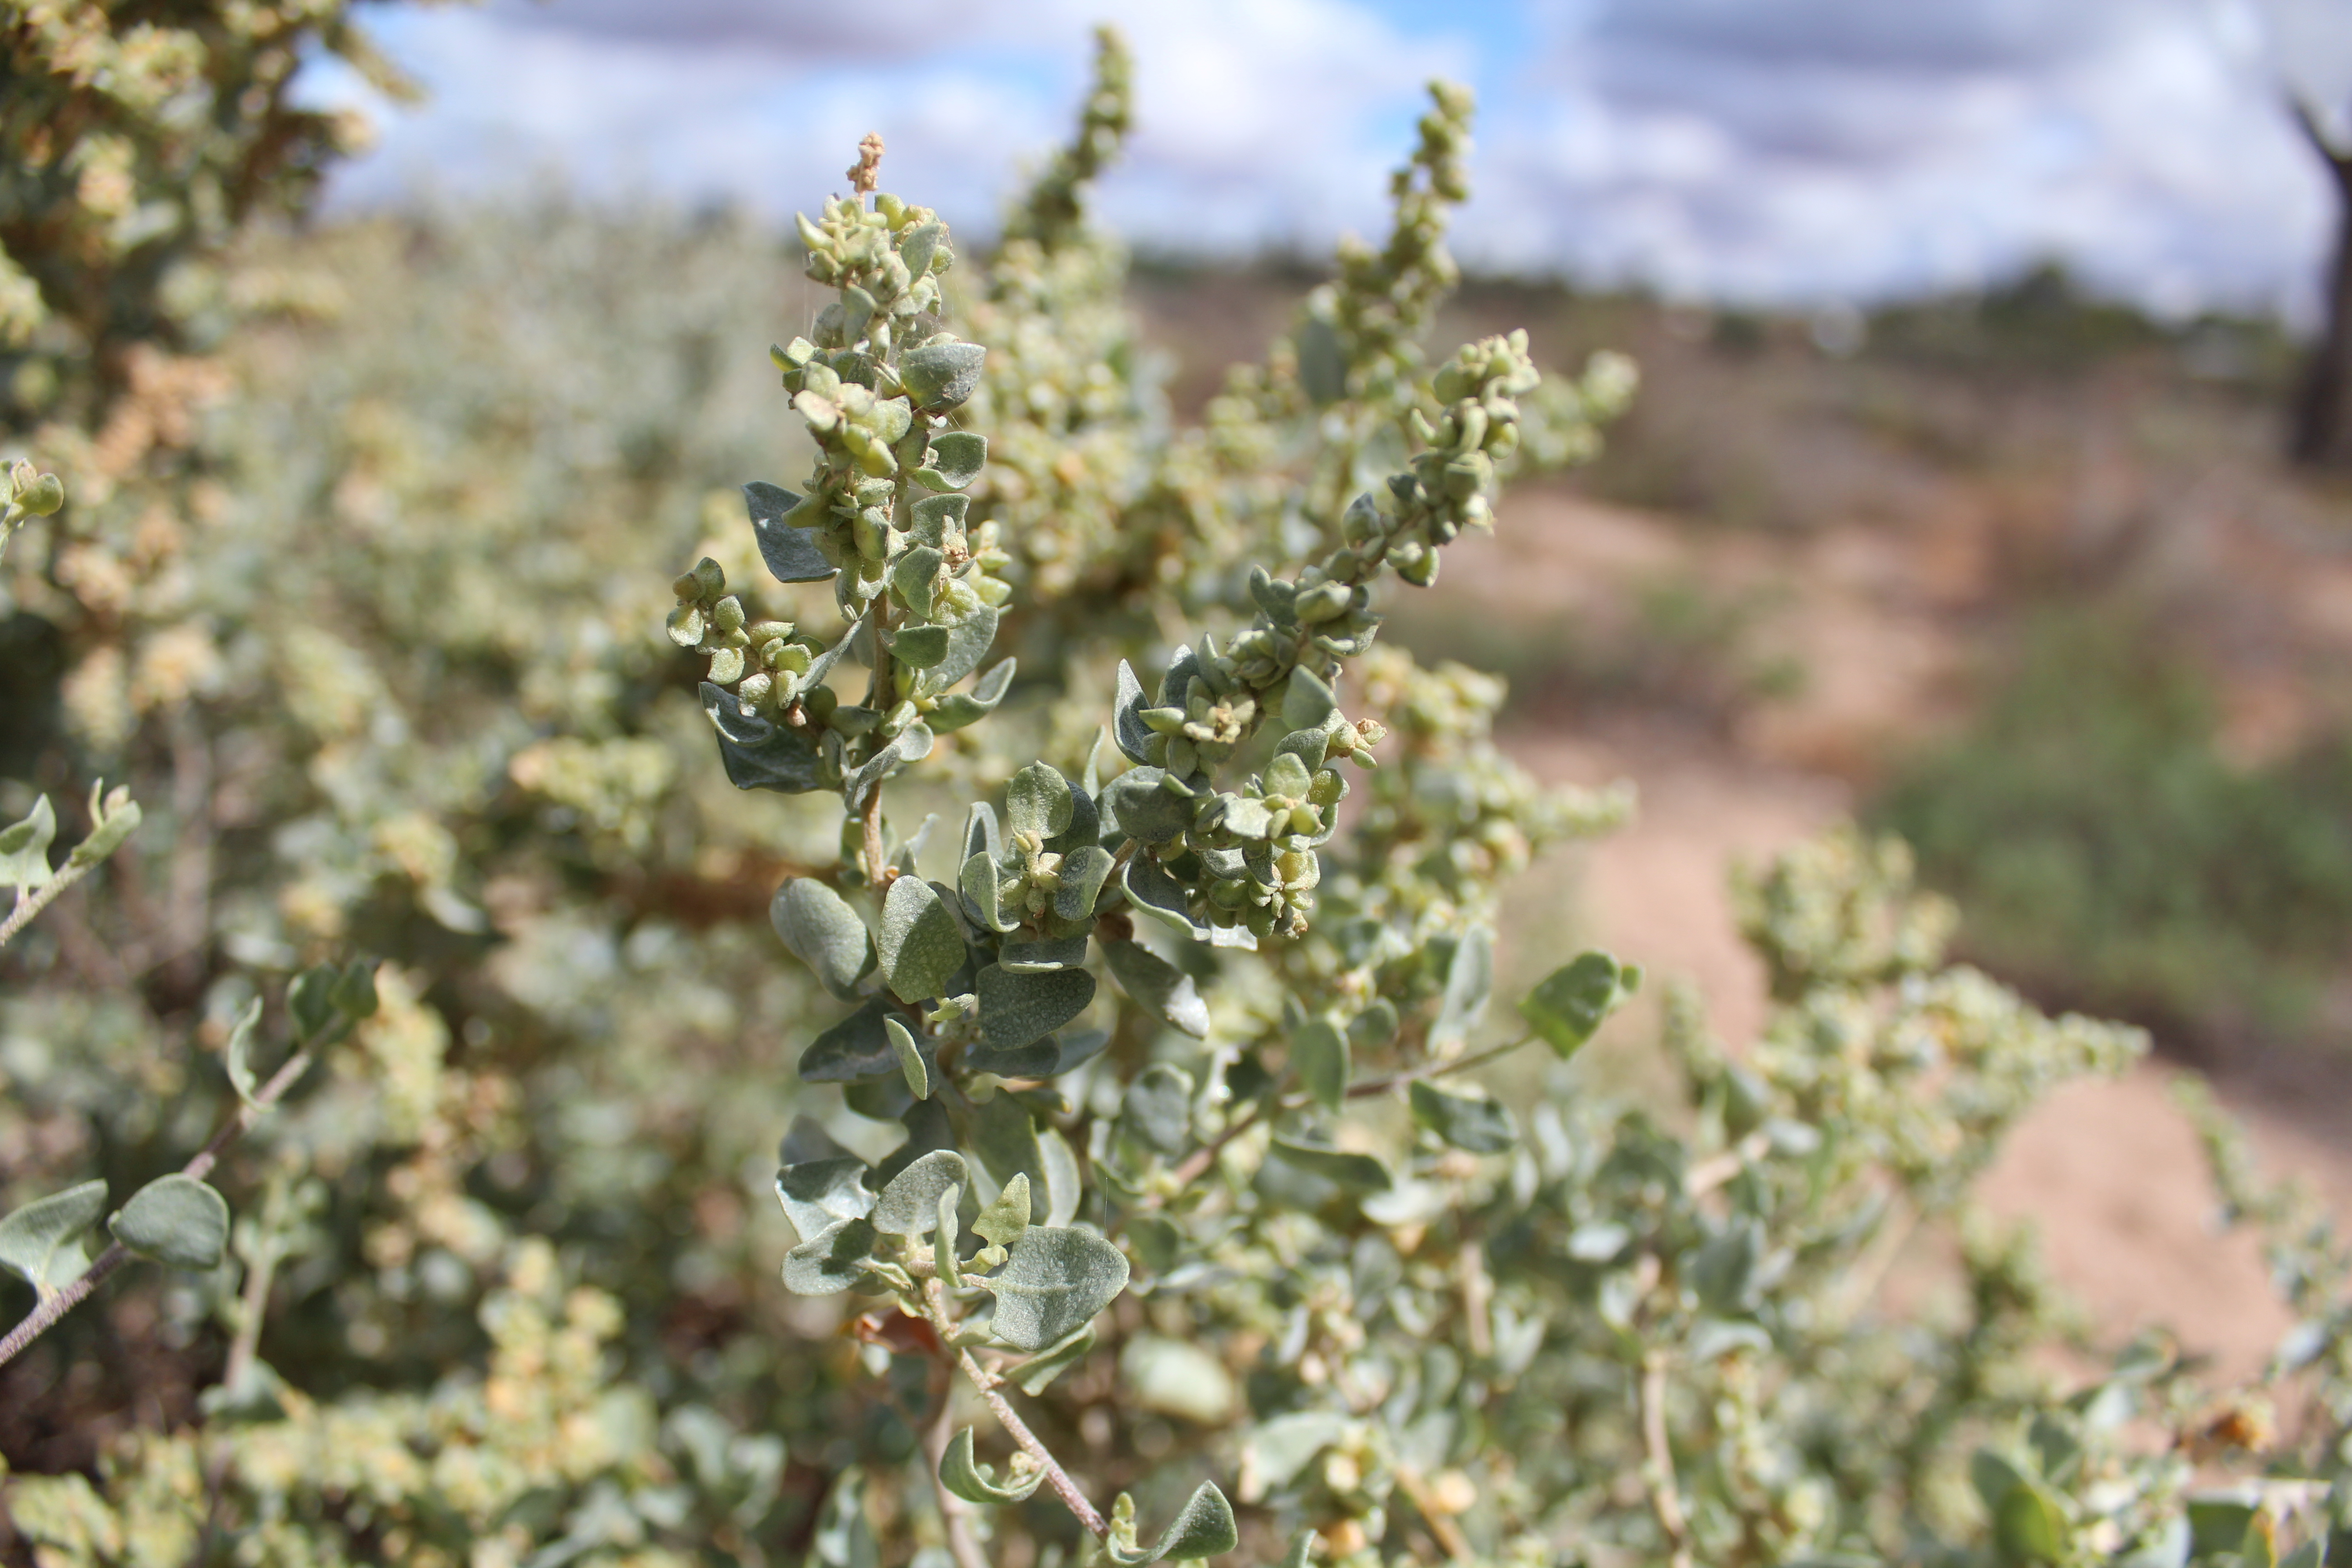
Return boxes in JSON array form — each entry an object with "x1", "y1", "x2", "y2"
[
  {"x1": 0, "y1": 1021, "x2": 316, "y2": 1371},
  {"x1": 918, "y1": 1279, "x2": 1111, "y2": 1539}
]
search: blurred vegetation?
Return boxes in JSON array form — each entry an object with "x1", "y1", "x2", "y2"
[{"x1": 1873, "y1": 608, "x2": 2352, "y2": 1050}]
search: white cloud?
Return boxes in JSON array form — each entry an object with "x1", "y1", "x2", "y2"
[
  {"x1": 306, "y1": 0, "x2": 2342, "y2": 319},
  {"x1": 1464, "y1": 0, "x2": 2334, "y2": 316}
]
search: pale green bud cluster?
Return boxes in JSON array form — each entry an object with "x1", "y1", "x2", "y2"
[{"x1": 666, "y1": 557, "x2": 828, "y2": 721}]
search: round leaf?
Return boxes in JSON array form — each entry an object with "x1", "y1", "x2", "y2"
[
  {"x1": 109, "y1": 1174, "x2": 230, "y2": 1271},
  {"x1": 982, "y1": 1225, "x2": 1130, "y2": 1352},
  {"x1": 771, "y1": 878, "x2": 877, "y2": 1001}
]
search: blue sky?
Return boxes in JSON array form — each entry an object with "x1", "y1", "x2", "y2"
[{"x1": 309, "y1": 0, "x2": 2352, "y2": 321}]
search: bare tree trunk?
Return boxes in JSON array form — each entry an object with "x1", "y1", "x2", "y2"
[{"x1": 2288, "y1": 98, "x2": 2352, "y2": 467}]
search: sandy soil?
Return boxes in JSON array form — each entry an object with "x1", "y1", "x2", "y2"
[{"x1": 1460, "y1": 487, "x2": 2352, "y2": 1382}]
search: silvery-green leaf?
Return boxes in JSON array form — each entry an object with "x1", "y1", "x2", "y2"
[
  {"x1": 1102, "y1": 767, "x2": 1189, "y2": 845},
  {"x1": 1123, "y1": 856, "x2": 1209, "y2": 941},
  {"x1": 964, "y1": 800, "x2": 1002, "y2": 863},
  {"x1": 891, "y1": 545, "x2": 945, "y2": 618},
  {"x1": 899, "y1": 220, "x2": 947, "y2": 277},
  {"x1": 1005, "y1": 764, "x2": 1075, "y2": 840},
  {"x1": 960, "y1": 851, "x2": 1016, "y2": 935},
  {"x1": 937, "y1": 1183, "x2": 964, "y2": 1285},
  {"x1": 1121, "y1": 1064, "x2": 1194, "y2": 1157},
  {"x1": 878, "y1": 876, "x2": 965, "y2": 1003},
  {"x1": 939, "y1": 1427, "x2": 1044, "y2": 1504},
  {"x1": 886, "y1": 624, "x2": 950, "y2": 669},
  {"x1": 926, "y1": 658, "x2": 1015, "y2": 732},
  {"x1": 0, "y1": 1179, "x2": 107, "y2": 1294},
  {"x1": 1408, "y1": 1079, "x2": 1516, "y2": 1154},
  {"x1": 1054, "y1": 845, "x2": 1115, "y2": 923},
  {"x1": 1269, "y1": 1139, "x2": 1392, "y2": 1194},
  {"x1": 775, "y1": 1156, "x2": 875, "y2": 1243},
  {"x1": 875, "y1": 1150, "x2": 969, "y2": 1237},
  {"x1": 929, "y1": 605, "x2": 1000, "y2": 690},
  {"x1": 1293, "y1": 1017, "x2": 1349, "y2": 1112},
  {"x1": 1248, "y1": 565, "x2": 1298, "y2": 624},
  {"x1": 1046, "y1": 779, "x2": 1098, "y2": 854},
  {"x1": 900, "y1": 339, "x2": 987, "y2": 411},
  {"x1": 799, "y1": 999, "x2": 898, "y2": 1083},
  {"x1": 703, "y1": 683, "x2": 829, "y2": 794},
  {"x1": 975, "y1": 1173, "x2": 1031, "y2": 1250},
  {"x1": 1107, "y1": 1483, "x2": 1240, "y2": 1565},
  {"x1": 1264, "y1": 751, "x2": 1313, "y2": 800},
  {"x1": 288, "y1": 963, "x2": 345, "y2": 1045},
  {"x1": 970, "y1": 1093, "x2": 1047, "y2": 1219},
  {"x1": 1002, "y1": 936, "x2": 1088, "y2": 974},
  {"x1": 1039, "y1": 1125, "x2": 1083, "y2": 1228},
  {"x1": 886, "y1": 1016, "x2": 931, "y2": 1099},
  {"x1": 1113, "y1": 660, "x2": 1155, "y2": 764},
  {"x1": 1430, "y1": 927, "x2": 1494, "y2": 1051},
  {"x1": 1520, "y1": 951, "x2": 1641, "y2": 1059},
  {"x1": 922, "y1": 431, "x2": 987, "y2": 491},
  {"x1": 1013, "y1": 1323, "x2": 1097, "y2": 1395},
  {"x1": 908, "y1": 493, "x2": 970, "y2": 547},
  {"x1": 220, "y1": 998, "x2": 265, "y2": 1107},
  {"x1": 0, "y1": 794, "x2": 56, "y2": 891},
  {"x1": 772, "y1": 878, "x2": 877, "y2": 1000},
  {"x1": 1298, "y1": 314, "x2": 1347, "y2": 405},
  {"x1": 963, "y1": 1039, "x2": 1061, "y2": 1078},
  {"x1": 746, "y1": 481, "x2": 838, "y2": 583},
  {"x1": 1281, "y1": 666, "x2": 1337, "y2": 733},
  {"x1": 783, "y1": 1217, "x2": 879, "y2": 1295},
  {"x1": 108, "y1": 1174, "x2": 230, "y2": 1270},
  {"x1": 1101, "y1": 940, "x2": 1210, "y2": 1039},
  {"x1": 978, "y1": 964, "x2": 1096, "y2": 1050},
  {"x1": 982, "y1": 1225, "x2": 1129, "y2": 1351},
  {"x1": 1278, "y1": 1531, "x2": 1321, "y2": 1568},
  {"x1": 1221, "y1": 796, "x2": 1275, "y2": 839}
]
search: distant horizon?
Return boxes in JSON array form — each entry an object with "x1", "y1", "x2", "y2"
[{"x1": 300, "y1": 0, "x2": 2352, "y2": 327}]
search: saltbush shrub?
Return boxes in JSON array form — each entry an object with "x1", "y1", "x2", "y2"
[{"x1": 4, "y1": 20, "x2": 2351, "y2": 1568}]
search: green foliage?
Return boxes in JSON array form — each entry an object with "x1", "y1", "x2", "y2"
[
  {"x1": 1872, "y1": 609, "x2": 2352, "y2": 1037},
  {"x1": 5, "y1": 19, "x2": 2351, "y2": 1568}
]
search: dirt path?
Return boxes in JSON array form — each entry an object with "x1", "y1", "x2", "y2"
[{"x1": 1455, "y1": 489, "x2": 2352, "y2": 1382}]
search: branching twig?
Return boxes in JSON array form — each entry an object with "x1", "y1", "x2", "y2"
[
  {"x1": 920, "y1": 1281, "x2": 1109, "y2": 1539},
  {"x1": 1156, "y1": 1032, "x2": 1539, "y2": 1195},
  {"x1": 922, "y1": 1357, "x2": 993, "y2": 1568},
  {"x1": 0, "y1": 862, "x2": 100, "y2": 951},
  {"x1": 0, "y1": 1036, "x2": 318, "y2": 1371}
]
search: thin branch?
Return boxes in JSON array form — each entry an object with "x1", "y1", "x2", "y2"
[
  {"x1": 1686, "y1": 1131, "x2": 1772, "y2": 1201},
  {"x1": 1393, "y1": 1468, "x2": 1471, "y2": 1563},
  {"x1": 921, "y1": 1357, "x2": 993, "y2": 1568},
  {"x1": 920, "y1": 1282, "x2": 1109, "y2": 1540},
  {"x1": 1347, "y1": 1033, "x2": 1535, "y2": 1099},
  {"x1": 1156, "y1": 1032, "x2": 1540, "y2": 1196},
  {"x1": 1640, "y1": 1349, "x2": 1694, "y2": 1568},
  {"x1": 0, "y1": 861, "x2": 102, "y2": 951},
  {"x1": 0, "y1": 1036, "x2": 318, "y2": 1371}
]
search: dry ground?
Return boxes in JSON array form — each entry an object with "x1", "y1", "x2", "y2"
[{"x1": 1457, "y1": 488, "x2": 2352, "y2": 1381}]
